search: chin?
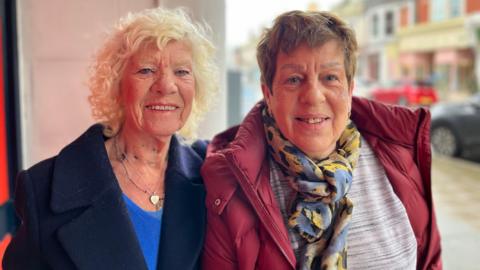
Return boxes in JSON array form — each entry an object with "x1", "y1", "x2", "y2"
[
  {"x1": 146, "y1": 121, "x2": 182, "y2": 134},
  {"x1": 297, "y1": 142, "x2": 333, "y2": 159},
  {"x1": 143, "y1": 127, "x2": 176, "y2": 138}
]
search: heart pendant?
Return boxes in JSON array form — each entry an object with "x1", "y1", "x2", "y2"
[{"x1": 150, "y1": 195, "x2": 160, "y2": 205}]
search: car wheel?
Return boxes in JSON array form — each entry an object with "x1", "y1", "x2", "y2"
[{"x1": 431, "y1": 125, "x2": 461, "y2": 157}]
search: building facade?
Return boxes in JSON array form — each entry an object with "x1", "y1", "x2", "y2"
[
  {"x1": 335, "y1": 0, "x2": 480, "y2": 100},
  {"x1": 398, "y1": 0, "x2": 480, "y2": 99}
]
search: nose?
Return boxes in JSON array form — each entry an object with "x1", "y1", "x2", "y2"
[
  {"x1": 299, "y1": 79, "x2": 326, "y2": 105},
  {"x1": 151, "y1": 70, "x2": 177, "y2": 95}
]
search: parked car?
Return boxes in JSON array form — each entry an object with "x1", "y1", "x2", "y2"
[
  {"x1": 370, "y1": 80, "x2": 439, "y2": 106},
  {"x1": 430, "y1": 93, "x2": 480, "y2": 157}
]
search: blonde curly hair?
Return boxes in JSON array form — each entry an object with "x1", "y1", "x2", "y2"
[{"x1": 88, "y1": 7, "x2": 218, "y2": 138}]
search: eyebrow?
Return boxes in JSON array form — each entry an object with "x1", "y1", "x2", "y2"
[
  {"x1": 320, "y1": 62, "x2": 342, "y2": 69},
  {"x1": 279, "y1": 62, "x2": 343, "y2": 71},
  {"x1": 173, "y1": 59, "x2": 193, "y2": 67}
]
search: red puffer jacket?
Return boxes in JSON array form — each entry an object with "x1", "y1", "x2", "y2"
[{"x1": 201, "y1": 97, "x2": 442, "y2": 270}]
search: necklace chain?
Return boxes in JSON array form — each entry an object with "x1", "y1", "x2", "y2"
[{"x1": 114, "y1": 136, "x2": 164, "y2": 209}]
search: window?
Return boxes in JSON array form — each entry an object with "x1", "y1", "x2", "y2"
[
  {"x1": 372, "y1": 14, "x2": 378, "y2": 37},
  {"x1": 450, "y1": 0, "x2": 461, "y2": 17},
  {"x1": 385, "y1": 11, "x2": 394, "y2": 35},
  {"x1": 431, "y1": 0, "x2": 446, "y2": 21}
]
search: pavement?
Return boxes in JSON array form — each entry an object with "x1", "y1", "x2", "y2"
[{"x1": 431, "y1": 155, "x2": 480, "y2": 270}]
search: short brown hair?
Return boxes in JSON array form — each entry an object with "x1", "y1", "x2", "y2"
[{"x1": 256, "y1": 10, "x2": 358, "y2": 90}]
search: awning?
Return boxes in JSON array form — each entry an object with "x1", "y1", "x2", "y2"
[{"x1": 397, "y1": 17, "x2": 470, "y2": 52}]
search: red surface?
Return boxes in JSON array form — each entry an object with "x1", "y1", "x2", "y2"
[
  {"x1": 400, "y1": 6, "x2": 408, "y2": 28},
  {"x1": 370, "y1": 80, "x2": 439, "y2": 107},
  {"x1": 417, "y1": 0, "x2": 429, "y2": 24},
  {"x1": 0, "y1": 234, "x2": 12, "y2": 269},
  {"x1": 467, "y1": 0, "x2": 480, "y2": 13},
  {"x1": 0, "y1": 22, "x2": 10, "y2": 205}
]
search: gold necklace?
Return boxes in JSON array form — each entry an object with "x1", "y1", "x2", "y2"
[{"x1": 114, "y1": 137, "x2": 164, "y2": 209}]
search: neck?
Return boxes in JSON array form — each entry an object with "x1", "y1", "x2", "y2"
[{"x1": 115, "y1": 125, "x2": 172, "y2": 169}]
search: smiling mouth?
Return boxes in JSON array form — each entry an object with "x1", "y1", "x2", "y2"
[
  {"x1": 296, "y1": 117, "x2": 330, "y2": 124},
  {"x1": 145, "y1": 105, "x2": 178, "y2": 111}
]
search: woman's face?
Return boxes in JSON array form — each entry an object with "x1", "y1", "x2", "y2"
[
  {"x1": 262, "y1": 41, "x2": 353, "y2": 159},
  {"x1": 120, "y1": 40, "x2": 195, "y2": 139}
]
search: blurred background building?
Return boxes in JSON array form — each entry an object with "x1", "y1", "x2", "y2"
[{"x1": 332, "y1": 0, "x2": 480, "y2": 100}]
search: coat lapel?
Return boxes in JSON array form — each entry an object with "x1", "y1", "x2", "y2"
[
  {"x1": 157, "y1": 135, "x2": 206, "y2": 270},
  {"x1": 50, "y1": 125, "x2": 147, "y2": 270},
  {"x1": 56, "y1": 192, "x2": 147, "y2": 270}
]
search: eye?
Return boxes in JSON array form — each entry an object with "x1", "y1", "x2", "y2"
[
  {"x1": 285, "y1": 76, "x2": 302, "y2": 85},
  {"x1": 175, "y1": 69, "x2": 191, "y2": 77},
  {"x1": 325, "y1": 74, "x2": 339, "y2": 81},
  {"x1": 137, "y1": 68, "x2": 155, "y2": 75}
]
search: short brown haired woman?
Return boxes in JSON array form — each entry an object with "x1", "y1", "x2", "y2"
[{"x1": 201, "y1": 10, "x2": 441, "y2": 270}]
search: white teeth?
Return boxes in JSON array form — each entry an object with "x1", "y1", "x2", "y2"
[
  {"x1": 146, "y1": 105, "x2": 176, "y2": 111},
  {"x1": 306, "y1": 118, "x2": 322, "y2": 124}
]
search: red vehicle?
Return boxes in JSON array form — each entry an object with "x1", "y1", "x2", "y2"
[{"x1": 370, "y1": 80, "x2": 439, "y2": 106}]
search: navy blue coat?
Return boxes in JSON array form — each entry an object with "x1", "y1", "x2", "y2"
[{"x1": 2, "y1": 124, "x2": 208, "y2": 270}]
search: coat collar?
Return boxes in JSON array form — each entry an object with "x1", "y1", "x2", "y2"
[
  {"x1": 218, "y1": 102, "x2": 267, "y2": 188},
  {"x1": 51, "y1": 124, "x2": 205, "y2": 270},
  {"x1": 202, "y1": 102, "x2": 270, "y2": 215}
]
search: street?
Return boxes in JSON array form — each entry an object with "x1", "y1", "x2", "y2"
[{"x1": 432, "y1": 155, "x2": 480, "y2": 269}]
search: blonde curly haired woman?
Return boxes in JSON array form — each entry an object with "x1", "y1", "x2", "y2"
[{"x1": 3, "y1": 7, "x2": 217, "y2": 270}]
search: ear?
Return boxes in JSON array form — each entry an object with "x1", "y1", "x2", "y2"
[{"x1": 261, "y1": 83, "x2": 273, "y2": 107}]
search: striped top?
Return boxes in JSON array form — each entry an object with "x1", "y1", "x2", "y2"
[{"x1": 269, "y1": 138, "x2": 417, "y2": 269}]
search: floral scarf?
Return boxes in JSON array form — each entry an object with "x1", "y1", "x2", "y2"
[{"x1": 262, "y1": 107, "x2": 361, "y2": 270}]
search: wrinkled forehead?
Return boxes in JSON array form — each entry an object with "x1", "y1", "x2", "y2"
[{"x1": 275, "y1": 40, "x2": 345, "y2": 67}]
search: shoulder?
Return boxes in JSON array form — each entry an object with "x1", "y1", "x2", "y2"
[
  {"x1": 17, "y1": 124, "x2": 104, "y2": 192},
  {"x1": 201, "y1": 103, "x2": 268, "y2": 214},
  {"x1": 206, "y1": 101, "x2": 266, "y2": 157},
  {"x1": 352, "y1": 96, "x2": 431, "y2": 146},
  {"x1": 200, "y1": 126, "x2": 243, "y2": 215},
  {"x1": 190, "y1": 139, "x2": 209, "y2": 160},
  {"x1": 23, "y1": 157, "x2": 56, "y2": 180},
  {"x1": 169, "y1": 134, "x2": 210, "y2": 164},
  {"x1": 16, "y1": 124, "x2": 108, "y2": 202},
  {"x1": 166, "y1": 135, "x2": 211, "y2": 183},
  {"x1": 14, "y1": 157, "x2": 57, "y2": 212},
  {"x1": 22, "y1": 124, "x2": 104, "y2": 177}
]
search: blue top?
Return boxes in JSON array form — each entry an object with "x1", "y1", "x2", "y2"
[{"x1": 123, "y1": 194, "x2": 163, "y2": 270}]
